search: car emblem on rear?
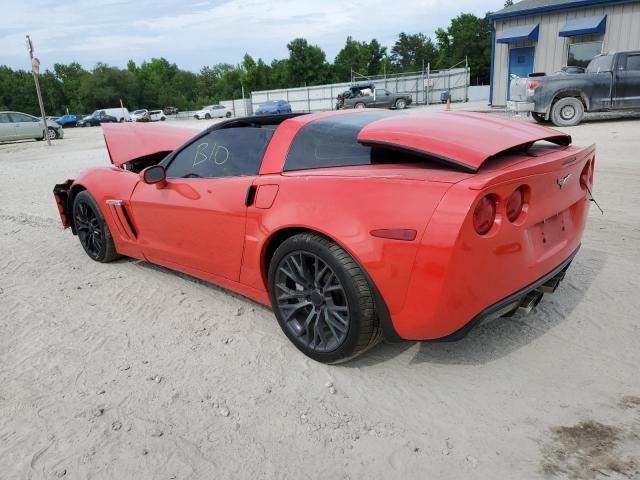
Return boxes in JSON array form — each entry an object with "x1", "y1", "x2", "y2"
[{"x1": 557, "y1": 174, "x2": 572, "y2": 189}]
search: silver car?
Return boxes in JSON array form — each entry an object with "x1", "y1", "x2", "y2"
[{"x1": 0, "y1": 111, "x2": 64, "y2": 142}]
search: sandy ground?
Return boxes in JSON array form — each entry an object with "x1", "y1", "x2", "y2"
[{"x1": 1, "y1": 111, "x2": 639, "y2": 480}]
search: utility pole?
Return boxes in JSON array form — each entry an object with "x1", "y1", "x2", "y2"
[{"x1": 26, "y1": 35, "x2": 50, "y2": 146}]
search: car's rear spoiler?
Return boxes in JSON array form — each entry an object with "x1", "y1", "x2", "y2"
[
  {"x1": 102, "y1": 123, "x2": 197, "y2": 167},
  {"x1": 357, "y1": 112, "x2": 571, "y2": 173}
]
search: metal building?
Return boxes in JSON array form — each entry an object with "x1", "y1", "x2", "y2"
[{"x1": 489, "y1": 0, "x2": 640, "y2": 106}]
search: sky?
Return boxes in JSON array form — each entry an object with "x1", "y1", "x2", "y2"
[{"x1": 1, "y1": 0, "x2": 506, "y2": 72}]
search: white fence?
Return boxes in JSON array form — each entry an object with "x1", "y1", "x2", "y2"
[{"x1": 251, "y1": 68, "x2": 471, "y2": 113}]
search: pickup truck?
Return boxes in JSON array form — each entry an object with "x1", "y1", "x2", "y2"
[
  {"x1": 336, "y1": 82, "x2": 413, "y2": 110},
  {"x1": 507, "y1": 50, "x2": 640, "y2": 126}
]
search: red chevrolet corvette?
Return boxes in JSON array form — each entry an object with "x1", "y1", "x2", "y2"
[{"x1": 53, "y1": 110, "x2": 594, "y2": 362}]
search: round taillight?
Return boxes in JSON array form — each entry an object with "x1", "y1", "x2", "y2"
[
  {"x1": 473, "y1": 195, "x2": 496, "y2": 235},
  {"x1": 506, "y1": 187, "x2": 524, "y2": 222}
]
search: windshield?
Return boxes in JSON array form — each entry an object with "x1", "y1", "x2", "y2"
[
  {"x1": 91, "y1": 110, "x2": 100, "y2": 116},
  {"x1": 133, "y1": 110, "x2": 146, "y2": 114},
  {"x1": 586, "y1": 55, "x2": 613, "y2": 73},
  {"x1": 261, "y1": 101, "x2": 278, "y2": 107}
]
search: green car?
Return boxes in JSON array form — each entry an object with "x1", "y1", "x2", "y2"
[{"x1": 0, "y1": 111, "x2": 64, "y2": 142}]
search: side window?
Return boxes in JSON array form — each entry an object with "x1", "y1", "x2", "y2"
[
  {"x1": 625, "y1": 54, "x2": 640, "y2": 71},
  {"x1": 9, "y1": 113, "x2": 36, "y2": 123},
  {"x1": 377, "y1": 89, "x2": 389, "y2": 96},
  {"x1": 0, "y1": 113, "x2": 12, "y2": 123},
  {"x1": 284, "y1": 112, "x2": 392, "y2": 171},
  {"x1": 166, "y1": 127, "x2": 274, "y2": 179}
]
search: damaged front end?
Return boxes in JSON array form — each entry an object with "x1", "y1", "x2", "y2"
[{"x1": 53, "y1": 180, "x2": 75, "y2": 231}]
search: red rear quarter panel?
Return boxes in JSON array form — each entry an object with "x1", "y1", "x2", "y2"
[{"x1": 240, "y1": 169, "x2": 455, "y2": 314}]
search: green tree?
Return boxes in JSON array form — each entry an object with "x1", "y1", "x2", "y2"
[
  {"x1": 287, "y1": 38, "x2": 329, "y2": 86},
  {"x1": 391, "y1": 33, "x2": 439, "y2": 72},
  {"x1": 435, "y1": 13, "x2": 491, "y2": 84}
]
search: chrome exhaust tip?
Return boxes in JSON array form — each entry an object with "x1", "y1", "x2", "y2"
[{"x1": 518, "y1": 291, "x2": 544, "y2": 315}]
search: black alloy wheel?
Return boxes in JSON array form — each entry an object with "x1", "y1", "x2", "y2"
[
  {"x1": 274, "y1": 251, "x2": 350, "y2": 353},
  {"x1": 268, "y1": 233, "x2": 381, "y2": 363},
  {"x1": 73, "y1": 191, "x2": 119, "y2": 263}
]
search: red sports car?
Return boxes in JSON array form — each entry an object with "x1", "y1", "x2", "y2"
[{"x1": 53, "y1": 111, "x2": 594, "y2": 363}]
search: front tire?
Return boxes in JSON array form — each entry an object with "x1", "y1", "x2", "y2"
[
  {"x1": 354, "y1": 102, "x2": 366, "y2": 109},
  {"x1": 550, "y1": 97, "x2": 584, "y2": 127},
  {"x1": 47, "y1": 127, "x2": 57, "y2": 140},
  {"x1": 268, "y1": 233, "x2": 381, "y2": 363},
  {"x1": 73, "y1": 191, "x2": 119, "y2": 263},
  {"x1": 205, "y1": 113, "x2": 211, "y2": 120},
  {"x1": 225, "y1": 112, "x2": 232, "y2": 118}
]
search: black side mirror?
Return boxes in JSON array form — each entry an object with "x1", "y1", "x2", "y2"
[{"x1": 141, "y1": 165, "x2": 166, "y2": 186}]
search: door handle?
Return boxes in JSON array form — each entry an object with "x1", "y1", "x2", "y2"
[{"x1": 245, "y1": 185, "x2": 257, "y2": 207}]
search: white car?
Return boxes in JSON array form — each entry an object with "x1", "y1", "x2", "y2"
[
  {"x1": 131, "y1": 109, "x2": 148, "y2": 121},
  {"x1": 194, "y1": 104, "x2": 232, "y2": 120},
  {"x1": 148, "y1": 110, "x2": 166, "y2": 121}
]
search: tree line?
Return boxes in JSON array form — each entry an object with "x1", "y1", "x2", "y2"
[{"x1": 0, "y1": 13, "x2": 490, "y2": 116}]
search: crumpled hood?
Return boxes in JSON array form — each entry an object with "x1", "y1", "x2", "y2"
[{"x1": 102, "y1": 123, "x2": 197, "y2": 167}]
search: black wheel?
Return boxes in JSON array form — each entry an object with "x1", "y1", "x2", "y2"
[
  {"x1": 73, "y1": 191, "x2": 119, "y2": 263},
  {"x1": 268, "y1": 233, "x2": 381, "y2": 363},
  {"x1": 47, "y1": 127, "x2": 57, "y2": 140},
  {"x1": 205, "y1": 113, "x2": 211, "y2": 119},
  {"x1": 354, "y1": 102, "x2": 366, "y2": 109},
  {"x1": 160, "y1": 117, "x2": 166, "y2": 121},
  {"x1": 395, "y1": 98, "x2": 407, "y2": 110},
  {"x1": 531, "y1": 112, "x2": 551, "y2": 124},
  {"x1": 550, "y1": 97, "x2": 584, "y2": 127},
  {"x1": 225, "y1": 112, "x2": 232, "y2": 118}
]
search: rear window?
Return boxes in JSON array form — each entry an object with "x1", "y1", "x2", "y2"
[{"x1": 284, "y1": 112, "x2": 400, "y2": 171}]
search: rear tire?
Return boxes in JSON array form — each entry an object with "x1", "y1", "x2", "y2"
[
  {"x1": 395, "y1": 98, "x2": 407, "y2": 110},
  {"x1": 72, "y1": 191, "x2": 119, "y2": 263},
  {"x1": 225, "y1": 112, "x2": 232, "y2": 118},
  {"x1": 205, "y1": 113, "x2": 211, "y2": 120},
  {"x1": 268, "y1": 233, "x2": 381, "y2": 364},
  {"x1": 550, "y1": 97, "x2": 584, "y2": 127},
  {"x1": 354, "y1": 102, "x2": 366, "y2": 109}
]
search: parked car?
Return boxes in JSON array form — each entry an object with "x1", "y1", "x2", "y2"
[
  {"x1": 56, "y1": 114, "x2": 85, "y2": 128},
  {"x1": 53, "y1": 110, "x2": 593, "y2": 363},
  {"x1": 77, "y1": 110, "x2": 119, "y2": 127},
  {"x1": 255, "y1": 100, "x2": 292, "y2": 115},
  {"x1": 163, "y1": 106, "x2": 179, "y2": 115},
  {"x1": 507, "y1": 50, "x2": 640, "y2": 126},
  {"x1": 131, "y1": 109, "x2": 149, "y2": 122},
  {"x1": 148, "y1": 110, "x2": 167, "y2": 121},
  {"x1": 337, "y1": 82, "x2": 413, "y2": 110},
  {"x1": 194, "y1": 104, "x2": 232, "y2": 120},
  {"x1": 0, "y1": 111, "x2": 64, "y2": 141}
]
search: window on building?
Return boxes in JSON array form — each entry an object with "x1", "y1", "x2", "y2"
[{"x1": 567, "y1": 39, "x2": 603, "y2": 68}]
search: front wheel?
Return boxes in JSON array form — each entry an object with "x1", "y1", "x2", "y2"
[
  {"x1": 268, "y1": 233, "x2": 381, "y2": 363},
  {"x1": 47, "y1": 127, "x2": 58, "y2": 140},
  {"x1": 225, "y1": 112, "x2": 231, "y2": 118},
  {"x1": 354, "y1": 102, "x2": 366, "y2": 109},
  {"x1": 73, "y1": 191, "x2": 119, "y2": 263},
  {"x1": 395, "y1": 98, "x2": 407, "y2": 110},
  {"x1": 550, "y1": 97, "x2": 584, "y2": 127},
  {"x1": 205, "y1": 113, "x2": 211, "y2": 120}
]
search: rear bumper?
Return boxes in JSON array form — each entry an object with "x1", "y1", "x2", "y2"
[
  {"x1": 431, "y1": 246, "x2": 578, "y2": 342},
  {"x1": 506, "y1": 100, "x2": 535, "y2": 112}
]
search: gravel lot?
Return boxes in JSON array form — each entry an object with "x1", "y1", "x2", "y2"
[{"x1": 1, "y1": 111, "x2": 639, "y2": 480}]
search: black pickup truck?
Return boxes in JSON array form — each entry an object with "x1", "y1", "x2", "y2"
[{"x1": 507, "y1": 50, "x2": 640, "y2": 126}]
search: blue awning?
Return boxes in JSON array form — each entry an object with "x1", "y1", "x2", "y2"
[
  {"x1": 559, "y1": 15, "x2": 606, "y2": 37},
  {"x1": 496, "y1": 24, "x2": 539, "y2": 44}
]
